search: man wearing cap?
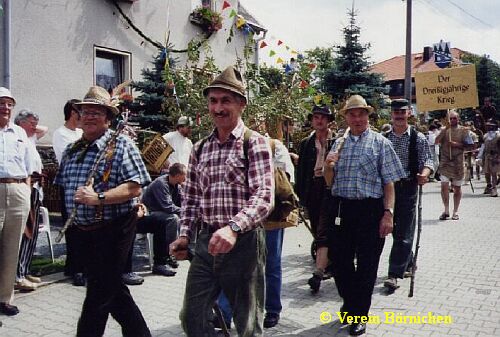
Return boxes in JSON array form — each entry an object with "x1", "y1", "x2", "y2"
[
  {"x1": 325, "y1": 95, "x2": 405, "y2": 336},
  {"x1": 478, "y1": 119, "x2": 500, "y2": 197},
  {"x1": 296, "y1": 105, "x2": 335, "y2": 293},
  {"x1": 169, "y1": 66, "x2": 274, "y2": 337},
  {"x1": 55, "y1": 86, "x2": 152, "y2": 337},
  {"x1": 0, "y1": 87, "x2": 35, "y2": 316},
  {"x1": 383, "y1": 99, "x2": 433, "y2": 292},
  {"x1": 435, "y1": 110, "x2": 474, "y2": 220},
  {"x1": 163, "y1": 115, "x2": 193, "y2": 167}
]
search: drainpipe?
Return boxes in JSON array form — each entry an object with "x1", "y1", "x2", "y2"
[
  {"x1": 3, "y1": 0, "x2": 11, "y2": 88},
  {"x1": 253, "y1": 30, "x2": 267, "y2": 96}
]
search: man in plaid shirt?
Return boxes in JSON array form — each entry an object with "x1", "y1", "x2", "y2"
[
  {"x1": 170, "y1": 66, "x2": 274, "y2": 337},
  {"x1": 383, "y1": 99, "x2": 433, "y2": 292},
  {"x1": 55, "y1": 86, "x2": 151, "y2": 337},
  {"x1": 325, "y1": 95, "x2": 405, "y2": 336}
]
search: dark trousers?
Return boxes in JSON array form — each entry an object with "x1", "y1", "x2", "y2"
[
  {"x1": 306, "y1": 177, "x2": 328, "y2": 246},
  {"x1": 125, "y1": 212, "x2": 179, "y2": 272},
  {"x1": 17, "y1": 186, "x2": 41, "y2": 280},
  {"x1": 76, "y1": 212, "x2": 151, "y2": 337},
  {"x1": 61, "y1": 187, "x2": 85, "y2": 277},
  {"x1": 181, "y1": 227, "x2": 266, "y2": 337},
  {"x1": 388, "y1": 180, "x2": 418, "y2": 278},
  {"x1": 329, "y1": 197, "x2": 385, "y2": 317}
]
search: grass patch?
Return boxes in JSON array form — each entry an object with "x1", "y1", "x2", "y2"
[{"x1": 30, "y1": 257, "x2": 66, "y2": 276}]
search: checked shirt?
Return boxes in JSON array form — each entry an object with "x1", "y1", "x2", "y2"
[
  {"x1": 330, "y1": 128, "x2": 405, "y2": 200},
  {"x1": 55, "y1": 130, "x2": 150, "y2": 225},
  {"x1": 386, "y1": 127, "x2": 434, "y2": 178},
  {"x1": 179, "y1": 120, "x2": 274, "y2": 239}
]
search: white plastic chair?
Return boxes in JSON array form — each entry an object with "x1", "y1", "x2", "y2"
[
  {"x1": 136, "y1": 233, "x2": 154, "y2": 270},
  {"x1": 38, "y1": 206, "x2": 55, "y2": 263}
]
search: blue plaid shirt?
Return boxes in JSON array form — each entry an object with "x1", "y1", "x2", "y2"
[
  {"x1": 331, "y1": 128, "x2": 405, "y2": 199},
  {"x1": 386, "y1": 127, "x2": 434, "y2": 178},
  {"x1": 55, "y1": 130, "x2": 151, "y2": 225}
]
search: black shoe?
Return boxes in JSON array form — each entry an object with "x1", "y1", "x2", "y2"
[
  {"x1": 152, "y1": 264, "x2": 176, "y2": 277},
  {"x1": 72, "y1": 273, "x2": 85, "y2": 287},
  {"x1": 349, "y1": 322, "x2": 366, "y2": 336},
  {"x1": 122, "y1": 272, "x2": 144, "y2": 285},
  {"x1": 0, "y1": 303, "x2": 19, "y2": 316},
  {"x1": 263, "y1": 312, "x2": 280, "y2": 328},
  {"x1": 166, "y1": 255, "x2": 179, "y2": 269},
  {"x1": 308, "y1": 274, "x2": 322, "y2": 293}
]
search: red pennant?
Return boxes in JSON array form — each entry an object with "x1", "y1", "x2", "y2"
[
  {"x1": 260, "y1": 41, "x2": 268, "y2": 48},
  {"x1": 299, "y1": 80, "x2": 309, "y2": 89},
  {"x1": 222, "y1": 1, "x2": 231, "y2": 10},
  {"x1": 308, "y1": 63, "x2": 317, "y2": 70},
  {"x1": 277, "y1": 40, "x2": 283, "y2": 46}
]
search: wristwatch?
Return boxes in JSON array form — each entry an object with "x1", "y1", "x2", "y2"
[
  {"x1": 384, "y1": 208, "x2": 394, "y2": 216},
  {"x1": 98, "y1": 192, "x2": 106, "y2": 205},
  {"x1": 229, "y1": 221, "x2": 242, "y2": 233}
]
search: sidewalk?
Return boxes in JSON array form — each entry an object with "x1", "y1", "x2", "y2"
[{"x1": 0, "y1": 180, "x2": 499, "y2": 336}]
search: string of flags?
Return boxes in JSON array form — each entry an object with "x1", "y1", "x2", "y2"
[{"x1": 216, "y1": 1, "x2": 315, "y2": 70}]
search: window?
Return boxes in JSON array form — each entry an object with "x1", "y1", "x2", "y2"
[
  {"x1": 94, "y1": 47, "x2": 131, "y2": 92},
  {"x1": 191, "y1": 0, "x2": 213, "y2": 10}
]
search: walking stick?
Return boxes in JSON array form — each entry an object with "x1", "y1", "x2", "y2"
[{"x1": 408, "y1": 185, "x2": 423, "y2": 297}]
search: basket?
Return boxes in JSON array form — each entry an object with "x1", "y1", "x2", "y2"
[{"x1": 141, "y1": 134, "x2": 174, "y2": 174}]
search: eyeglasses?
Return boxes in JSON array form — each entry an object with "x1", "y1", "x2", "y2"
[
  {"x1": 80, "y1": 110, "x2": 107, "y2": 118},
  {"x1": 0, "y1": 101, "x2": 15, "y2": 108}
]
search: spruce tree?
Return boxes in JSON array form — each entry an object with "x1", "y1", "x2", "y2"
[
  {"x1": 321, "y1": 7, "x2": 387, "y2": 110},
  {"x1": 128, "y1": 51, "x2": 173, "y2": 134}
]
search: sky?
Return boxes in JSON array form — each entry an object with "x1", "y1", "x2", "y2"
[{"x1": 239, "y1": 0, "x2": 500, "y2": 66}]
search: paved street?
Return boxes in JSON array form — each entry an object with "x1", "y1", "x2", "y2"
[{"x1": 1, "y1": 180, "x2": 499, "y2": 337}]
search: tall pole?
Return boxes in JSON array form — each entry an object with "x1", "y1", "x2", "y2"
[{"x1": 404, "y1": 0, "x2": 412, "y2": 108}]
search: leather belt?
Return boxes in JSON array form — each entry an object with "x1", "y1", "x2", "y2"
[{"x1": 0, "y1": 178, "x2": 27, "y2": 184}]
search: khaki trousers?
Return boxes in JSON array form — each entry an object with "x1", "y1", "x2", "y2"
[{"x1": 0, "y1": 182, "x2": 31, "y2": 303}]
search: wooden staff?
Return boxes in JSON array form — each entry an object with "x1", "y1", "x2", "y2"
[{"x1": 408, "y1": 185, "x2": 423, "y2": 297}]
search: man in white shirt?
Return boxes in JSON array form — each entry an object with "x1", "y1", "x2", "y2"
[
  {"x1": 163, "y1": 116, "x2": 193, "y2": 167},
  {"x1": 52, "y1": 99, "x2": 82, "y2": 164},
  {"x1": 52, "y1": 99, "x2": 85, "y2": 286}
]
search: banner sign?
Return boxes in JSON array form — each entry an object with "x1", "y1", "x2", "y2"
[{"x1": 415, "y1": 65, "x2": 479, "y2": 111}]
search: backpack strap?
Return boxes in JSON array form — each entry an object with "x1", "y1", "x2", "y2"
[
  {"x1": 408, "y1": 126, "x2": 418, "y2": 178},
  {"x1": 196, "y1": 128, "x2": 253, "y2": 163}
]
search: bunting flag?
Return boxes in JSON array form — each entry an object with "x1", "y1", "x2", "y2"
[
  {"x1": 308, "y1": 63, "x2": 317, "y2": 70},
  {"x1": 277, "y1": 40, "x2": 283, "y2": 46},
  {"x1": 269, "y1": 50, "x2": 276, "y2": 57},
  {"x1": 299, "y1": 80, "x2": 309, "y2": 89},
  {"x1": 260, "y1": 41, "x2": 268, "y2": 48},
  {"x1": 291, "y1": 50, "x2": 298, "y2": 54},
  {"x1": 314, "y1": 95, "x2": 323, "y2": 105},
  {"x1": 229, "y1": 9, "x2": 237, "y2": 18},
  {"x1": 285, "y1": 46, "x2": 290, "y2": 50},
  {"x1": 222, "y1": 1, "x2": 231, "y2": 10},
  {"x1": 276, "y1": 57, "x2": 284, "y2": 64},
  {"x1": 236, "y1": 15, "x2": 246, "y2": 29},
  {"x1": 285, "y1": 64, "x2": 292, "y2": 73}
]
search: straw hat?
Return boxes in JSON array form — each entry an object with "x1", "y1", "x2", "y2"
[
  {"x1": 203, "y1": 66, "x2": 247, "y2": 102},
  {"x1": 339, "y1": 94, "x2": 374, "y2": 115},
  {"x1": 0, "y1": 87, "x2": 16, "y2": 104},
  {"x1": 74, "y1": 86, "x2": 120, "y2": 116}
]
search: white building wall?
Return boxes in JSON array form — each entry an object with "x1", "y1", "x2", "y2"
[{"x1": 4, "y1": 0, "x2": 253, "y2": 144}]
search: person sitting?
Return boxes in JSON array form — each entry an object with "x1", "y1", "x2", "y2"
[{"x1": 122, "y1": 163, "x2": 186, "y2": 285}]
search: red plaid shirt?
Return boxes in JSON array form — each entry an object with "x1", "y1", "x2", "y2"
[{"x1": 179, "y1": 120, "x2": 274, "y2": 239}]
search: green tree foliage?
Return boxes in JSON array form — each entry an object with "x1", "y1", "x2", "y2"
[{"x1": 320, "y1": 8, "x2": 387, "y2": 110}]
